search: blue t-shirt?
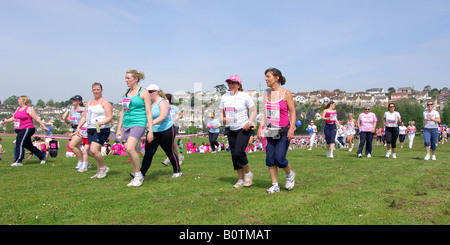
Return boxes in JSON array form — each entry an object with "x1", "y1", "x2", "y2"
[
  {"x1": 207, "y1": 118, "x2": 221, "y2": 133},
  {"x1": 152, "y1": 98, "x2": 173, "y2": 132}
]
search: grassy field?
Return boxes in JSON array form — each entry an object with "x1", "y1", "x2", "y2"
[{"x1": 0, "y1": 133, "x2": 448, "y2": 225}]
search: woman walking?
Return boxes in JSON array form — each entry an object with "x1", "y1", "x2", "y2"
[
  {"x1": 321, "y1": 101, "x2": 337, "y2": 158},
  {"x1": 140, "y1": 84, "x2": 182, "y2": 178},
  {"x1": 423, "y1": 101, "x2": 441, "y2": 160},
  {"x1": 307, "y1": 120, "x2": 318, "y2": 150},
  {"x1": 1, "y1": 96, "x2": 49, "y2": 166},
  {"x1": 207, "y1": 112, "x2": 221, "y2": 153},
  {"x1": 116, "y1": 70, "x2": 154, "y2": 187},
  {"x1": 162, "y1": 93, "x2": 184, "y2": 166},
  {"x1": 356, "y1": 105, "x2": 377, "y2": 158},
  {"x1": 219, "y1": 75, "x2": 257, "y2": 188},
  {"x1": 383, "y1": 103, "x2": 402, "y2": 158},
  {"x1": 73, "y1": 83, "x2": 113, "y2": 178},
  {"x1": 407, "y1": 121, "x2": 417, "y2": 149},
  {"x1": 346, "y1": 113, "x2": 357, "y2": 151},
  {"x1": 63, "y1": 95, "x2": 90, "y2": 170},
  {"x1": 257, "y1": 68, "x2": 296, "y2": 193},
  {"x1": 398, "y1": 122, "x2": 407, "y2": 148}
]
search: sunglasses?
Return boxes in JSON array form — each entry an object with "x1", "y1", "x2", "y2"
[
  {"x1": 148, "y1": 90, "x2": 157, "y2": 93},
  {"x1": 427, "y1": 104, "x2": 433, "y2": 106}
]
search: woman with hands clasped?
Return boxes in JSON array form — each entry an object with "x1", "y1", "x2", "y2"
[
  {"x1": 383, "y1": 103, "x2": 402, "y2": 159},
  {"x1": 72, "y1": 83, "x2": 113, "y2": 179},
  {"x1": 356, "y1": 105, "x2": 377, "y2": 158}
]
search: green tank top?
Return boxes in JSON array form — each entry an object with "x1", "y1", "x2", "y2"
[{"x1": 122, "y1": 87, "x2": 148, "y2": 128}]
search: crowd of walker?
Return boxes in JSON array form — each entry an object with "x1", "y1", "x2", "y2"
[{"x1": 0, "y1": 68, "x2": 448, "y2": 193}]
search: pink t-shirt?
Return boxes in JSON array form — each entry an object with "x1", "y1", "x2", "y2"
[{"x1": 358, "y1": 112, "x2": 377, "y2": 132}]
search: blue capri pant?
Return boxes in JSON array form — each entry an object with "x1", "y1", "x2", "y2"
[
  {"x1": 423, "y1": 128, "x2": 439, "y2": 151},
  {"x1": 265, "y1": 133, "x2": 290, "y2": 168}
]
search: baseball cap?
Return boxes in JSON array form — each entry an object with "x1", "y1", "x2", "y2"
[
  {"x1": 225, "y1": 75, "x2": 242, "y2": 84},
  {"x1": 71, "y1": 95, "x2": 83, "y2": 101},
  {"x1": 146, "y1": 84, "x2": 160, "y2": 91}
]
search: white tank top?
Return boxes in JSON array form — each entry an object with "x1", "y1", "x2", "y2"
[{"x1": 87, "y1": 99, "x2": 110, "y2": 129}]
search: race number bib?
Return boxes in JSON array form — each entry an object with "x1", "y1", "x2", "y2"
[
  {"x1": 224, "y1": 107, "x2": 236, "y2": 123},
  {"x1": 266, "y1": 104, "x2": 280, "y2": 122},
  {"x1": 14, "y1": 119, "x2": 20, "y2": 129},
  {"x1": 70, "y1": 117, "x2": 79, "y2": 125},
  {"x1": 122, "y1": 98, "x2": 131, "y2": 111},
  {"x1": 80, "y1": 127, "x2": 88, "y2": 138}
]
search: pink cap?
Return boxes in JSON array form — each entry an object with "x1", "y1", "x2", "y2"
[{"x1": 225, "y1": 75, "x2": 241, "y2": 84}]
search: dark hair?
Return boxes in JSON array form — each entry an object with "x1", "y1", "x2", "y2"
[
  {"x1": 324, "y1": 101, "x2": 335, "y2": 109},
  {"x1": 387, "y1": 102, "x2": 395, "y2": 110},
  {"x1": 166, "y1": 93, "x2": 173, "y2": 104},
  {"x1": 265, "y1": 67, "x2": 286, "y2": 85}
]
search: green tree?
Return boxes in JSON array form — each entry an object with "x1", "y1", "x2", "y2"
[
  {"x1": 3, "y1": 95, "x2": 18, "y2": 106},
  {"x1": 441, "y1": 100, "x2": 450, "y2": 125},
  {"x1": 36, "y1": 99, "x2": 45, "y2": 107},
  {"x1": 46, "y1": 99, "x2": 55, "y2": 107},
  {"x1": 393, "y1": 99, "x2": 424, "y2": 129}
]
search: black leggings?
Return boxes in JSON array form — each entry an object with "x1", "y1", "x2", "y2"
[
  {"x1": 227, "y1": 129, "x2": 251, "y2": 170},
  {"x1": 385, "y1": 127, "x2": 399, "y2": 148},
  {"x1": 208, "y1": 132, "x2": 220, "y2": 151},
  {"x1": 141, "y1": 125, "x2": 180, "y2": 176},
  {"x1": 14, "y1": 128, "x2": 46, "y2": 162}
]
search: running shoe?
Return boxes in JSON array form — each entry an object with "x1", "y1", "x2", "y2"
[
  {"x1": 233, "y1": 180, "x2": 244, "y2": 188},
  {"x1": 266, "y1": 184, "x2": 280, "y2": 193},
  {"x1": 285, "y1": 171, "x2": 295, "y2": 191},
  {"x1": 127, "y1": 177, "x2": 144, "y2": 187},
  {"x1": 10, "y1": 162, "x2": 23, "y2": 167},
  {"x1": 75, "y1": 161, "x2": 83, "y2": 169},
  {"x1": 243, "y1": 172, "x2": 253, "y2": 187},
  {"x1": 162, "y1": 159, "x2": 170, "y2": 166},
  {"x1": 96, "y1": 166, "x2": 109, "y2": 178},
  {"x1": 172, "y1": 172, "x2": 182, "y2": 178},
  {"x1": 424, "y1": 154, "x2": 430, "y2": 161},
  {"x1": 431, "y1": 155, "x2": 436, "y2": 161}
]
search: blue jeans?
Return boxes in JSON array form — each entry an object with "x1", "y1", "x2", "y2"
[
  {"x1": 357, "y1": 132, "x2": 373, "y2": 155},
  {"x1": 423, "y1": 128, "x2": 439, "y2": 151}
]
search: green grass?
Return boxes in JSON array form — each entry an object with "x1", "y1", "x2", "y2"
[{"x1": 0, "y1": 134, "x2": 449, "y2": 225}]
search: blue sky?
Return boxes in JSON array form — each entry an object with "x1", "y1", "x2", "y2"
[{"x1": 1, "y1": 0, "x2": 450, "y2": 103}]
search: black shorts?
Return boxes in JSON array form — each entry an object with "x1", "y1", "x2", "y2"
[{"x1": 87, "y1": 128, "x2": 110, "y2": 145}]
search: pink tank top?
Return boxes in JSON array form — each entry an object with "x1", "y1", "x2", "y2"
[
  {"x1": 265, "y1": 90, "x2": 290, "y2": 127},
  {"x1": 13, "y1": 106, "x2": 35, "y2": 130},
  {"x1": 325, "y1": 111, "x2": 337, "y2": 124}
]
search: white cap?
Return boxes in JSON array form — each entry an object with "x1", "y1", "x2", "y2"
[{"x1": 146, "y1": 84, "x2": 160, "y2": 91}]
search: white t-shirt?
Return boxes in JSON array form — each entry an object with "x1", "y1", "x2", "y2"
[
  {"x1": 399, "y1": 126, "x2": 407, "y2": 135},
  {"x1": 307, "y1": 125, "x2": 317, "y2": 136},
  {"x1": 219, "y1": 91, "x2": 255, "y2": 131},
  {"x1": 423, "y1": 110, "x2": 440, "y2": 128},
  {"x1": 383, "y1": 111, "x2": 401, "y2": 127}
]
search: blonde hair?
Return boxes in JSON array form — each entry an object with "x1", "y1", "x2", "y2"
[
  {"x1": 158, "y1": 90, "x2": 167, "y2": 99},
  {"x1": 19, "y1": 96, "x2": 31, "y2": 106},
  {"x1": 126, "y1": 70, "x2": 145, "y2": 82}
]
